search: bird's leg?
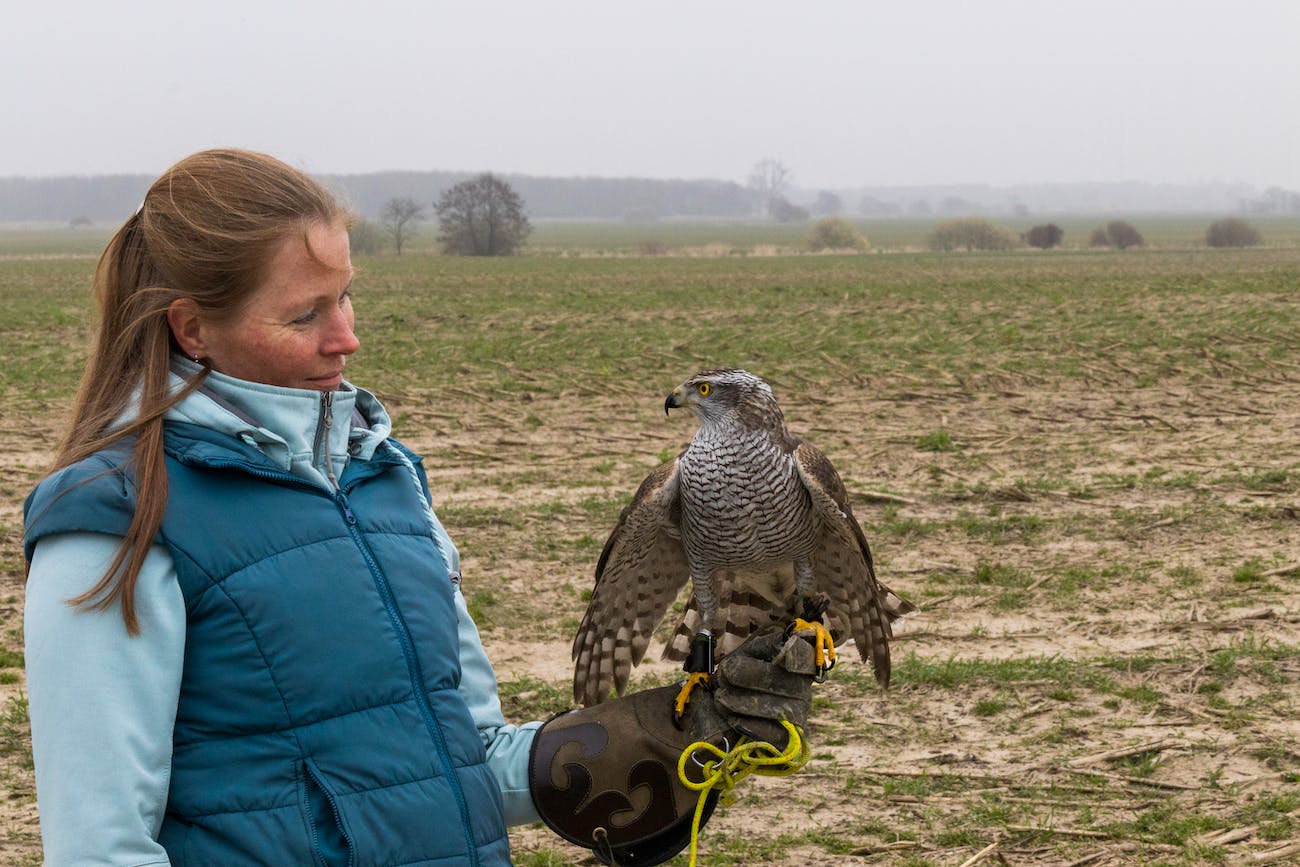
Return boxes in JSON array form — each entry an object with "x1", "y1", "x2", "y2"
[
  {"x1": 789, "y1": 560, "x2": 836, "y2": 679},
  {"x1": 674, "y1": 631, "x2": 715, "y2": 722},
  {"x1": 674, "y1": 572, "x2": 717, "y2": 724}
]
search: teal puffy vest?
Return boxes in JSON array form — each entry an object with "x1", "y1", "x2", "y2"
[{"x1": 24, "y1": 422, "x2": 511, "y2": 866}]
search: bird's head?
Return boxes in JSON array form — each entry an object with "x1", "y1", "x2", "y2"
[{"x1": 664, "y1": 369, "x2": 779, "y2": 425}]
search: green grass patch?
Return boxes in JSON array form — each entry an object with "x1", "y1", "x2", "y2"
[
  {"x1": 8, "y1": 247, "x2": 1300, "y2": 420},
  {"x1": 917, "y1": 430, "x2": 954, "y2": 452},
  {"x1": 496, "y1": 675, "x2": 572, "y2": 722}
]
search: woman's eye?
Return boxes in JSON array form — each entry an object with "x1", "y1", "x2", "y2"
[{"x1": 290, "y1": 309, "x2": 318, "y2": 325}]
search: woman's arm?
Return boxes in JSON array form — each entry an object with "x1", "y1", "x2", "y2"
[
  {"x1": 451, "y1": 585, "x2": 544, "y2": 826},
  {"x1": 25, "y1": 533, "x2": 186, "y2": 866},
  {"x1": 429, "y1": 515, "x2": 544, "y2": 827}
]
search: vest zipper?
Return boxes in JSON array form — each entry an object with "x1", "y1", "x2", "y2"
[{"x1": 333, "y1": 489, "x2": 480, "y2": 867}]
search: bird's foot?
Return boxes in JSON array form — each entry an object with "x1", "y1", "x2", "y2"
[
  {"x1": 788, "y1": 618, "x2": 837, "y2": 675},
  {"x1": 673, "y1": 632, "x2": 716, "y2": 725},
  {"x1": 788, "y1": 595, "x2": 836, "y2": 681},
  {"x1": 673, "y1": 671, "x2": 711, "y2": 721}
]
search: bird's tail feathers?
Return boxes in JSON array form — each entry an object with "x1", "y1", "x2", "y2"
[{"x1": 663, "y1": 567, "x2": 794, "y2": 661}]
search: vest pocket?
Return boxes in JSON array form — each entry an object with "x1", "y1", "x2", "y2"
[{"x1": 300, "y1": 759, "x2": 355, "y2": 867}]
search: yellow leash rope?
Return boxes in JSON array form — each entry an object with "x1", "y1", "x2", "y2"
[{"x1": 676, "y1": 721, "x2": 810, "y2": 867}]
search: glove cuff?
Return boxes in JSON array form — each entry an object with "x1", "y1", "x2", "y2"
[{"x1": 528, "y1": 684, "x2": 724, "y2": 867}]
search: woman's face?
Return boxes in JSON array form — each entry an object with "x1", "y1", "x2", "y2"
[{"x1": 200, "y1": 221, "x2": 360, "y2": 391}]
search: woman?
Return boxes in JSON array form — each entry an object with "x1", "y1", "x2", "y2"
[{"x1": 23, "y1": 149, "x2": 815, "y2": 866}]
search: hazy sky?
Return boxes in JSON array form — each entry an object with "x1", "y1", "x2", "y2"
[{"x1": 4, "y1": 0, "x2": 1299, "y2": 189}]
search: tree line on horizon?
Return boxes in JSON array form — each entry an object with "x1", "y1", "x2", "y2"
[{"x1": 5, "y1": 166, "x2": 1299, "y2": 225}]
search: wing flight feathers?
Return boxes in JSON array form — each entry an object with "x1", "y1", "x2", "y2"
[
  {"x1": 794, "y1": 441, "x2": 916, "y2": 685},
  {"x1": 572, "y1": 459, "x2": 689, "y2": 705}
]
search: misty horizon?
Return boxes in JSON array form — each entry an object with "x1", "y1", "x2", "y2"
[{"x1": 4, "y1": 1, "x2": 1300, "y2": 193}]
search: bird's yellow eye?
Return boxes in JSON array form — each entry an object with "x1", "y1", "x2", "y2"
[{"x1": 697, "y1": 383, "x2": 711, "y2": 396}]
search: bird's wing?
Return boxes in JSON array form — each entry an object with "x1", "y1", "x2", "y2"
[
  {"x1": 572, "y1": 458, "x2": 690, "y2": 706},
  {"x1": 793, "y1": 440, "x2": 916, "y2": 686}
]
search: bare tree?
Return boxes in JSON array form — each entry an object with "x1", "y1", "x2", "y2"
[
  {"x1": 435, "y1": 173, "x2": 531, "y2": 256},
  {"x1": 380, "y1": 197, "x2": 424, "y2": 255},
  {"x1": 747, "y1": 158, "x2": 792, "y2": 218}
]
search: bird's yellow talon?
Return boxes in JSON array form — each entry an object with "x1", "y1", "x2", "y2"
[
  {"x1": 790, "y1": 617, "x2": 837, "y2": 671},
  {"x1": 674, "y1": 671, "x2": 711, "y2": 718}
]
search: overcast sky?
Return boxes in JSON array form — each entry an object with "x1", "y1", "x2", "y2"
[{"x1": 3, "y1": 0, "x2": 1299, "y2": 190}]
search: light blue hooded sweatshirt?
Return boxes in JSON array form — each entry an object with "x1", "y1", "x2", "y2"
[{"x1": 24, "y1": 358, "x2": 541, "y2": 865}]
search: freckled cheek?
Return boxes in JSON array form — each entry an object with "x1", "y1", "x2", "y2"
[{"x1": 248, "y1": 334, "x2": 310, "y2": 376}]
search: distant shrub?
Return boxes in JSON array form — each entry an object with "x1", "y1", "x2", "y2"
[
  {"x1": 1022, "y1": 223, "x2": 1063, "y2": 249},
  {"x1": 348, "y1": 219, "x2": 386, "y2": 255},
  {"x1": 1091, "y1": 220, "x2": 1145, "y2": 249},
  {"x1": 928, "y1": 217, "x2": 1015, "y2": 252},
  {"x1": 638, "y1": 241, "x2": 670, "y2": 256},
  {"x1": 808, "y1": 217, "x2": 868, "y2": 252},
  {"x1": 770, "y1": 197, "x2": 809, "y2": 223},
  {"x1": 1205, "y1": 217, "x2": 1262, "y2": 248}
]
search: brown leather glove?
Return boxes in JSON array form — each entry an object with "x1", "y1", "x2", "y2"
[
  {"x1": 529, "y1": 629, "x2": 820, "y2": 866},
  {"x1": 528, "y1": 684, "x2": 729, "y2": 867}
]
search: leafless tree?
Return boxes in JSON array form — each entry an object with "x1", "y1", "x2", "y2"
[
  {"x1": 435, "y1": 174, "x2": 531, "y2": 256},
  {"x1": 380, "y1": 197, "x2": 424, "y2": 255},
  {"x1": 747, "y1": 158, "x2": 792, "y2": 218}
]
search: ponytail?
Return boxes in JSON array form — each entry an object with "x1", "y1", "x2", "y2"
[{"x1": 47, "y1": 149, "x2": 349, "y2": 633}]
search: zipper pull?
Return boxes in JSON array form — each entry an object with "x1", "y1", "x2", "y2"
[
  {"x1": 336, "y1": 493, "x2": 357, "y2": 525},
  {"x1": 322, "y1": 390, "x2": 334, "y2": 431}
]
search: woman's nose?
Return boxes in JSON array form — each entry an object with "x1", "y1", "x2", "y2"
[{"x1": 324, "y1": 308, "x2": 361, "y2": 356}]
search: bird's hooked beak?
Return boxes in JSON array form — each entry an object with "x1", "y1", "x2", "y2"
[{"x1": 664, "y1": 390, "x2": 681, "y2": 416}]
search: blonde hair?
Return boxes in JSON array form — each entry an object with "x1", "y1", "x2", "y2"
[{"x1": 51, "y1": 148, "x2": 352, "y2": 633}]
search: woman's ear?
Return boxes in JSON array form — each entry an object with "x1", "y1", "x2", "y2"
[{"x1": 167, "y1": 298, "x2": 207, "y2": 361}]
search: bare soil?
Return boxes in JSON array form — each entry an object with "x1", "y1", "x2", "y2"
[{"x1": 2, "y1": 370, "x2": 1297, "y2": 865}]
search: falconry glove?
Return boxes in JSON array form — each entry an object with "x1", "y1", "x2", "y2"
[
  {"x1": 528, "y1": 684, "x2": 729, "y2": 867},
  {"x1": 529, "y1": 629, "x2": 821, "y2": 866}
]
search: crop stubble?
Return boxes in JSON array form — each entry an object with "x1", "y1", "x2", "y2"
[{"x1": 0, "y1": 248, "x2": 1297, "y2": 864}]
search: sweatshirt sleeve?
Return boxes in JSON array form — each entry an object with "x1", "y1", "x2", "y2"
[
  {"x1": 429, "y1": 514, "x2": 543, "y2": 827},
  {"x1": 452, "y1": 584, "x2": 543, "y2": 827},
  {"x1": 25, "y1": 532, "x2": 186, "y2": 866}
]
